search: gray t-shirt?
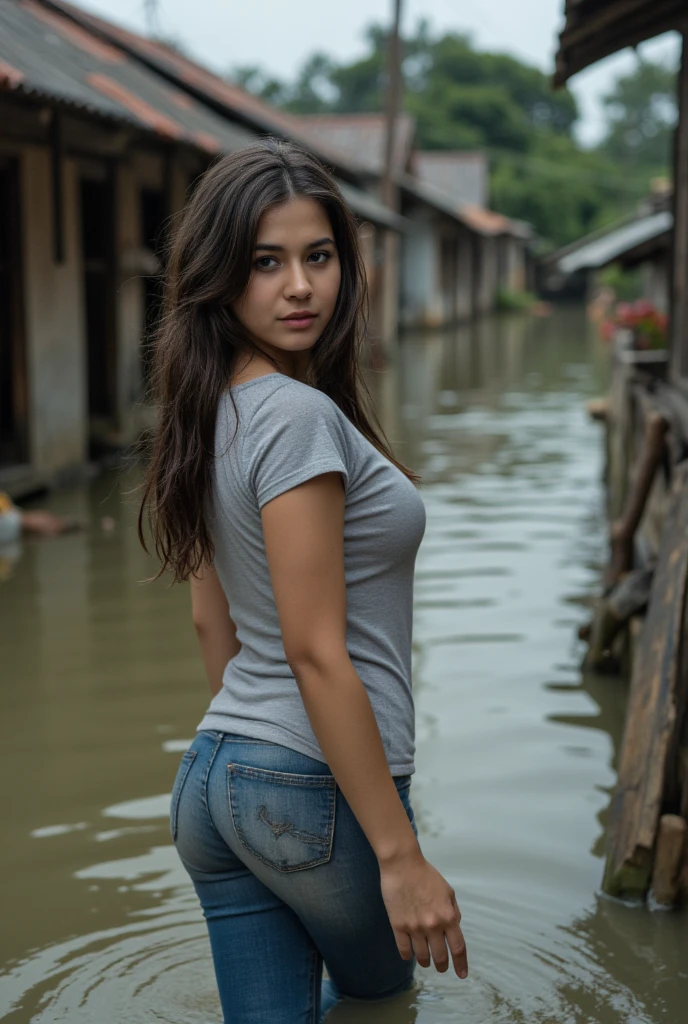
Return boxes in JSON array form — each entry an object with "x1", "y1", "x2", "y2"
[{"x1": 197, "y1": 373, "x2": 426, "y2": 775}]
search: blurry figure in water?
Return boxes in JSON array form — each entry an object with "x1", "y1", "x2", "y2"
[
  {"x1": 0, "y1": 491, "x2": 82, "y2": 582},
  {"x1": 0, "y1": 491, "x2": 81, "y2": 543}
]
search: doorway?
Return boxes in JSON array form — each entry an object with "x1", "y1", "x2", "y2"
[
  {"x1": 0, "y1": 157, "x2": 28, "y2": 468},
  {"x1": 80, "y1": 173, "x2": 117, "y2": 450}
]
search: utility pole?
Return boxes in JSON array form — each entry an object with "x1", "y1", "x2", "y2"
[
  {"x1": 143, "y1": 0, "x2": 160, "y2": 36},
  {"x1": 375, "y1": 0, "x2": 403, "y2": 372},
  {"x1": 381, "y1": 0, "x2": 403, "y2": 209}
]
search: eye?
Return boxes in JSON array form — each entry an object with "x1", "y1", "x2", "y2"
[
  {"x1": 308, "y1": 251, "x2": 332, "y2": 264},
  {"x1": 255, "y1": 256, "x2": 278, "y2": 270}
]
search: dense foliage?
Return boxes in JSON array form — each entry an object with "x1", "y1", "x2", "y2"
[{"x1": 231, "y1": 22, "x2": 677, "y2": 248}]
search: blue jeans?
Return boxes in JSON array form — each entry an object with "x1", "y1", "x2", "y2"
[{"x1": 171, "y1": 730, "x2": 416, "y2": 1023}]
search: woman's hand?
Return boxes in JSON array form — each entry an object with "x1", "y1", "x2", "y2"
[{"x1": 379, "y1": 852, "x2": 468, "y2": 978}]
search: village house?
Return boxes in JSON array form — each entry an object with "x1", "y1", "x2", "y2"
[
  {"x1": 542, "y1": 186, "x2": 673, "y2": 309},
  {"x1": 0, "y1": 0, "x2": 533, "y2": 497},
  {"x1": 302, "y1": 112, "x2": 532, "y2": 329},
  {"x1": 0, "y1": 0, "x2": 405, "y2": 496}
]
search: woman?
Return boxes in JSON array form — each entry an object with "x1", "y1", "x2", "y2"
[{"x1": 139, "y1": 140, "x2": 467, "y2": 1023}]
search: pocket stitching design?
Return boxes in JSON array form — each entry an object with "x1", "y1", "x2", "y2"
[
  {"x1": 256, "y1": 804, "x2": 329, "y2": 845},
  {"x1": 230, "y1": 764, "x2": 335, "y2": 788},
  {"x1": 227, "y1": 764, "x2": 336, "y2": 874},
  {"x1": 170, "y1": 749, "x2": 197, "y2": 842}
]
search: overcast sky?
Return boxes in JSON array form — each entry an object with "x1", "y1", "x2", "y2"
[{"x1": 76, "y1": 0, "x2": 680, "y2": 145}]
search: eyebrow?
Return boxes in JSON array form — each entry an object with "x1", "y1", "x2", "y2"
[{"x1": 254, "y1": 236, "x2": 335, "y2": 252}]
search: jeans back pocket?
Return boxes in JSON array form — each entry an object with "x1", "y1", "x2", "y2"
[{"x1": 228, "y1": 764, "x2": 336, "y2": 873}]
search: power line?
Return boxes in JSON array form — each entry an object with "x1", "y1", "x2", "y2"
[{"x1": 143, "y1": 0, "x2": 160, "y2": 36}]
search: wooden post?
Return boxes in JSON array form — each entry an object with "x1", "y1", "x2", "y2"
[
  {"x1": 670, "y1": 33, "x2": 688, "y2": 383},
  {"x1": 604, "y1": 411, "x2": 668, "y2": 589},
  {"x1": 651, "y1": 814, "x2": 687, "y2": 907},
  {"x1": 381, "y1": 0, "x2": 403, "y2": 211},
  {"x1": 603, "y1": 463, "x2": 688, "y2": 900}
]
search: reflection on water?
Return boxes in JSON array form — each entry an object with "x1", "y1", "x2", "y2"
[{"x1": 2, "y1": 307, "x2": 686, "y2": 1023}]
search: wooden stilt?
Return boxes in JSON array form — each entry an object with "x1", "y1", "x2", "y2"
[
  {"x1": 605, "y1": 411, "x2": 668, "y2": 590},
  {"x1": 651, "y1": 814, "x2": 687, "y2": 907},
  {"x1": 586, "y1": 397, "x2": 610, "y2": 423},
  {"x1": 602, "y1": 463, "x2": 688, "y2": 901}
]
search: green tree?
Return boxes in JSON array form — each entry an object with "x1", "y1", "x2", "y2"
[
  {"x1": 599, "y1": 57, "x2": 677, "y2": 172},
  {"x1": 227, "y1": 23, "x2": 674, "y2": 246}
]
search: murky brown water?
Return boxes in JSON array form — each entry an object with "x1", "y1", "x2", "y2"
[{"x1": 2, "y1": 308, "x2": 687, "y2": 1023}]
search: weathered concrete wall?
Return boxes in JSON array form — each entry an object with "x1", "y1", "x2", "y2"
[
  {"x1": 400, "y1": 211, "x2": 443, "y2": 328},
  {"x1": 474, "y1": 236, "x2": 498, "y2": 314},
  {"x1": 21, "y1": 145, "x2": 87, "y2": 479},
  {"x1": 456, "y1": 229, "x2": 474, "y2": 322},
  {"x1": 498, "y1": 236, "x2": 526, "y2": 294}
]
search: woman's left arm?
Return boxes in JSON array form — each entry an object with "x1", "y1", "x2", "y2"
[{"x1": 190, "y1": 563, "x2": 240, "y2": 696}]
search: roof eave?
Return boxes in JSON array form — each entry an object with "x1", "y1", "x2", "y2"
[
  {"x1": 554, "y1": 2, "x2": 688, "y2": 87},
  {"x1": 40, "y1": 0, "x2": 369, "y2": 184}
]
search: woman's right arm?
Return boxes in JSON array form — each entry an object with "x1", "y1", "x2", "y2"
[{"x1": 261, "y1": 471, "x2": 468, "y2": 979}]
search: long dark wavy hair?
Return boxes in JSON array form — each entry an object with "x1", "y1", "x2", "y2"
[{"x1": 138, "y1": 139, "x2": 419, "y2": 582}]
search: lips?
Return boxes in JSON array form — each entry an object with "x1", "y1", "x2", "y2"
[{"x1": 280, "y1": 311, "x2": 318, "y2": 330}]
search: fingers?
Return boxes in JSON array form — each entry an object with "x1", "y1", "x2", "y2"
[
  {"x1": 411, "y1": 932, "x2": 431, "y2": 969},
  {"x1": 395, "y1": 930, "x2": 413, "y2": 962},
  {"x1": 428, "y1": 930, "x2": 450, "y2": 973},
  {"x1": 446, "y1": 918, "x2": 468, "y2": 979}
]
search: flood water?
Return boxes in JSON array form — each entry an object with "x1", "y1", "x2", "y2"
[{"x1": 2, "y1": 307, "x2": 687, "y2": 1023}]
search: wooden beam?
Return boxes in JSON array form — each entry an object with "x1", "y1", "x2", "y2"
[
  {"x1": 561, "y1": 0, "x2": 655, "y2": 49},
  {"x1": 603, "y1": 461, "x2": 688, "y2": 900},
  {"x1": 554, "y1": 3, "x2": 686, "y2": 86},
  {"x1": 671, "y1": 34, "x2": 688, "y2": 382}
]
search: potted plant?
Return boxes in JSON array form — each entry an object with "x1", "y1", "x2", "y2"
[{"x1": 601, "y1": 299, "x2": 669, "y2": 376}]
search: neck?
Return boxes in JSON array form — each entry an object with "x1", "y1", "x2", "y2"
[{"x1": 231, "y1": 348, "x2": 311, "y2": 387}]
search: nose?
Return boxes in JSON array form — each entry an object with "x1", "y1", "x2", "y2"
[{"x1": 284, "y1": 259, "x2": 312, "y2": 300}]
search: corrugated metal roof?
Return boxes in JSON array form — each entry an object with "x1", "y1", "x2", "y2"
[
  {"x1": 0, "y1": 1, "x2": 404, "y2": 230},
  {"x1": 33, "y1": 5, "x2": 530, "y2": 237},
  {"x1": 398, "y1": 173, "x2": 528, "y2": 238},
  {"x1": 300, "y1": 113, "x2": 416, "y2": 175},
  {"x1": 414, "y1": 151, "x2": 488, "y2": 208},
  {"x1": 337, "y1": 182, "x2": 407, "y2": 233},
  {"x1": 42, "y1": 0, "x2": 369, "y2": 179},
  {"x1": 556, "y1": 210, "x2": 672, "y2": 273},
  {"x1": 293, "y1": 114, "x2": 526, "y2": 238},
  {"x1": 0, "y1": 0, "x2": 256, "y2": 152}
]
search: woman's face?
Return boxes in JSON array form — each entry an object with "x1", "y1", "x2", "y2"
[{"x1": 232, "y1": 197, "x2": 341, "y2": 365}]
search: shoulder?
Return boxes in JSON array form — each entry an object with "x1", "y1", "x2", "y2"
[{"x1": 245, "y1": 377, "x2": 344, "y2": 433}]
